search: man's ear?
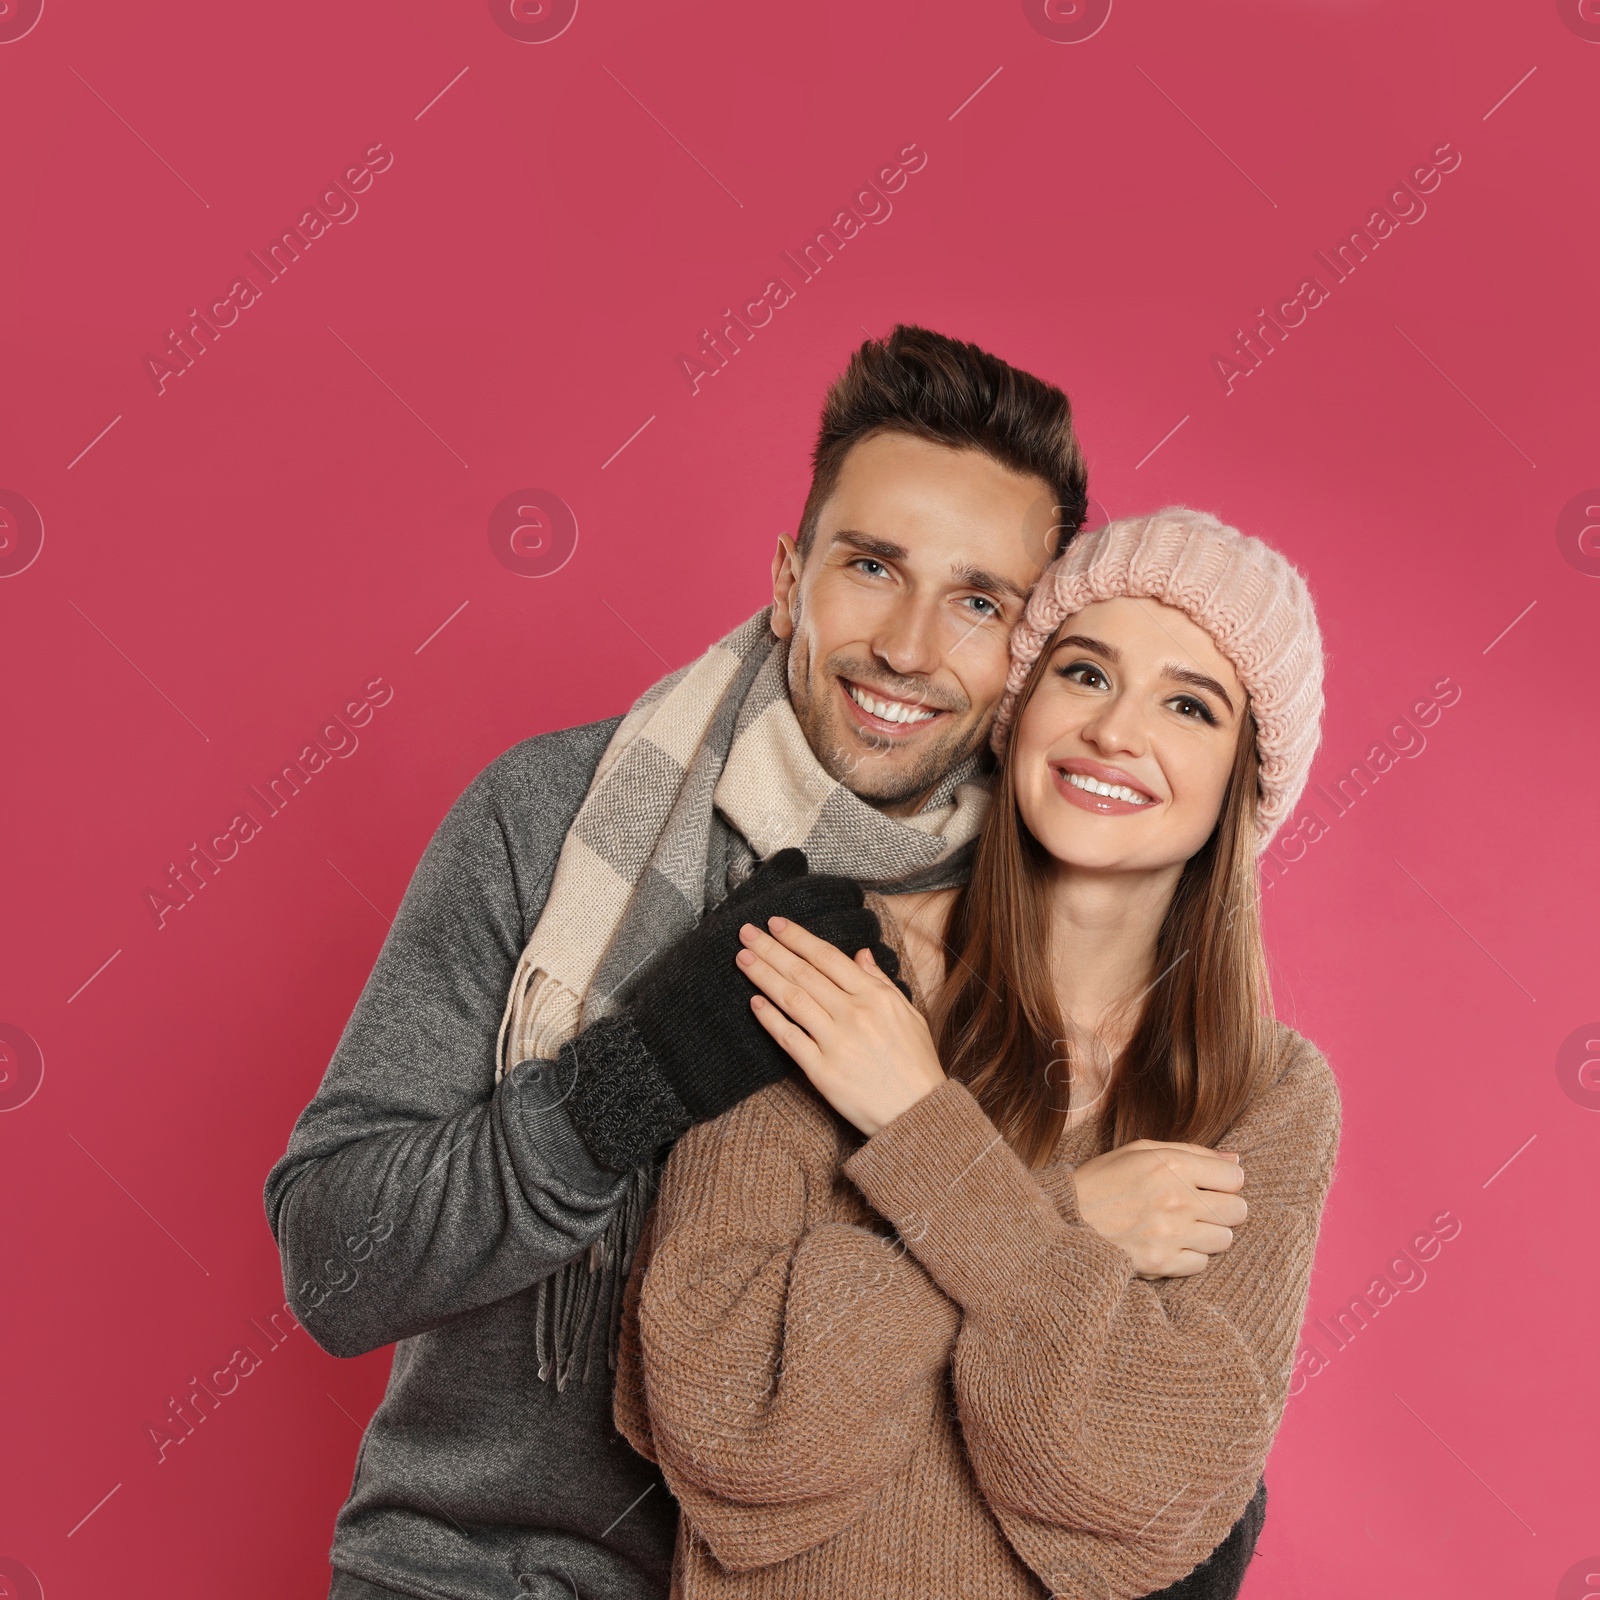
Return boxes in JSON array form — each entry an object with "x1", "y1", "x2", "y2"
[{"x1": 770, "y1": 533, "x2": 802, "y2": 639}]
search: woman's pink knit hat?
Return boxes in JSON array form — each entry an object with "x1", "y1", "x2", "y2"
[{"x1": 990, "y1": 506, "x2": 1324, "y2": 848}]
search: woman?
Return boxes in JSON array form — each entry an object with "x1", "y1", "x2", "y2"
[{"x1": 614, "y1": 507, "x2": 1342, "y2": 1598}]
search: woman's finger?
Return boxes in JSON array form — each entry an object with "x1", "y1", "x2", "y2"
[
  {"x1": 737, "y1": 924, "x2": 853, "y2": 1017},
  {"x1": 738, "y1": 949, "x2": 837, "y2": 1041},
  {"x1": 749, "y1": 994, "x2": 823, "y2": 1075},
  {"x1": 762, "y1": 915, "x2": 876, "y2": 994}
]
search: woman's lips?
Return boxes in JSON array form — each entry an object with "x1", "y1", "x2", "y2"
[{"x1": 1050, "y1": 759, "x2": 1160, "y2": 816}]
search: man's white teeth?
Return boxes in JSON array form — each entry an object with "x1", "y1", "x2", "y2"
[
  {"x1": 847, "y1": 684, "x2": 937, "y2": 725},
  {"x1": 1066, "y1": 771, "x2": 1153, "y2": 805}
]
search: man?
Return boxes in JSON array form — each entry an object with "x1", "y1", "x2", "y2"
[{"x1": 266, "y1": 325, "x2": 1261, "y2": 1600}]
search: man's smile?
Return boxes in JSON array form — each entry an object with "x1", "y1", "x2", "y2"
[{"x1": 838, "y1": 676, "x2": 950, "y2": 738}]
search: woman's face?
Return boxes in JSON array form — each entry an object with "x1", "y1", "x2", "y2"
[{"x1": 1011, "y1": 597, "x2": 1247, "y2": 875}]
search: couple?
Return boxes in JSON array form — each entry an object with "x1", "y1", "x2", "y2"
[{"x1": 266, "y1": 325, "x2": 1340, "y2": 1600}]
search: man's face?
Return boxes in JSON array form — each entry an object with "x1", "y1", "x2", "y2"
[{"x1": 772, "y1": 429, "x2": 1060, "y2": 816}]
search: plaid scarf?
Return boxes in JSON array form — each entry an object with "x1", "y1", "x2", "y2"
[{"x1": 497, "y1": 608, "x2": 990, "y2": 1387}]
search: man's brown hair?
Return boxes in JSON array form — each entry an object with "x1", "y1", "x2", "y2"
[{"x1": 795, "y1": 324, "x2": 1089, "y2": 559}]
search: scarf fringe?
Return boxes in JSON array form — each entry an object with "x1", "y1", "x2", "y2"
[{"x1": 533, "y1": 1161, "x2": 658, "y2": 1393}]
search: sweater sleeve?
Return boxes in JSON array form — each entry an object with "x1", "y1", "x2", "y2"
[
  {"x1": 842, "y1": 1033, "x2": 1341, "y2": 1595},
  {"x1": 262, "y1": 720, "x2": 690, "y2": 1359},
  {"x1": 620, "y1": 1078, "x2": 961, "y2": 1572}
]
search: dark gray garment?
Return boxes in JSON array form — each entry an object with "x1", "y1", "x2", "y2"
[
  {"x1": 268, "y1": 716, "x2": 1266, "y2": 1600},
  {"x1": 266, "y1": 719, "x2": 678, "y2": 1600}
]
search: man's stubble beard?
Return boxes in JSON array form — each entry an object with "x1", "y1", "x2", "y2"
[{"x1": 783, "y1": 631, "x2": 990, "y2": 813}]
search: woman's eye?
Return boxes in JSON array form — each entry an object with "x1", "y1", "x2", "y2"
[
  {"x1": 1056, "y1": 660, "x2": 1108, "y2": 689},
  {"x1": 1172, "y1": 695, "x2": 1217, "y2": 724}
]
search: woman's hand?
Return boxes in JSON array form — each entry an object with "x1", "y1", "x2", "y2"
[
  {"x1": 1069, "y1": 1140, "x2": 1248, "y2": 1279},
  {"x1": 736, "y1": 915, "x2": 946, "y2": 1138}
]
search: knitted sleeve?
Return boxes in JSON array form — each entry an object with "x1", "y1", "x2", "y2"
[
  {"x1": 616, "y1": 1077, "x2": 961, "y2": 1572},
  {"x1": 842, "y1": 1031, "x2": 1341, "y2": 1597}
]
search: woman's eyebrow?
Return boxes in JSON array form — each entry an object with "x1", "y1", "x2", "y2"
[
  {"x1": 1054, "y1": 633, "x2": 1118, "y2": 659},
  {"x1": 1163, "y1": 663, "x2": 1235, "y2": 713}
]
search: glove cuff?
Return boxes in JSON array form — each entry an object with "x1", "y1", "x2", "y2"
[{"x1": 559, "y1": 1013, "x2": 693, "y2": 1173}]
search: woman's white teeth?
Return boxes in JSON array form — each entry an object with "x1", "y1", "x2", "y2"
[
  {"x1": 1065, "y1": 771, "x2": 1152, "y2": 805},
  {"x1": 848, "y1": 684, "x2": 936, "y2": 725}
]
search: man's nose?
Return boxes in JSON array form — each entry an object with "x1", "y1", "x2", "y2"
[{"x1": 871, "y1": 597, "x2": 943, "y2": 683}]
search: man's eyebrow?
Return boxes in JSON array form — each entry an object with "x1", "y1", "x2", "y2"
[
  {"x1": 950, "y1": 563, "x2": 1030, "y2": 605},
  {"x1": 830, "y1": 529, "x2": 910, "y2": 562},
  {"x1": 1052, "y1": 634, "x2": 1236, "y2": 713}
]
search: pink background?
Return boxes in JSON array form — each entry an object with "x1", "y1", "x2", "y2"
[{"x1": 3, "y1": 0, "x2": 1597, "y2": 1595}]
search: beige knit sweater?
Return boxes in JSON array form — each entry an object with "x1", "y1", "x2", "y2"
[{"x1": 615, "y1": 904, "x2": 1342, "y2": 1599}]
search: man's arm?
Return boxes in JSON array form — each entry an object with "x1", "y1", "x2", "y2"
[{"x1": 262, "y1": 719, "x2": 668, "y2": 1359}]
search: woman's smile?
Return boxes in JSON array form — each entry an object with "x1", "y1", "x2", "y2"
[{"x1": 1050, "y1": 757, "x2": 1160, "y2": 814}]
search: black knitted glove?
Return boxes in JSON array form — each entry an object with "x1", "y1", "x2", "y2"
[
  {"x1": 559, "y1": 849, "x2": 905, "y2": 1171},
  {"x1": 1142, "y1": 1477, "x2": 1266, "y2": 1599}
]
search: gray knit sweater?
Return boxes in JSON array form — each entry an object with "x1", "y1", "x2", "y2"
[{"x1": 264, "y1": 719, "x2": 679, "y2": 1600}]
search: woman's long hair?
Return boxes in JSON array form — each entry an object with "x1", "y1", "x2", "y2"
[{"x1": 932, "y1": 629, "x2": 1279, "y2": 1167}]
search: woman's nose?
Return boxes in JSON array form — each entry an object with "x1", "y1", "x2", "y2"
[{"x1": 1081, "y1": 695, "x2": 1146, "y2": 756}]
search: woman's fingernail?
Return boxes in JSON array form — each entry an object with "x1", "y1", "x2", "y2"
[
  {"x1": 768, "y1": 915, "x2": 789, "y2": 930},
  {"x1": 739, "y1": 922, "x2": 757, "y2": 940},
  {"x1": 736, "y1": 949, "x2": 754, "y2": 967}
]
